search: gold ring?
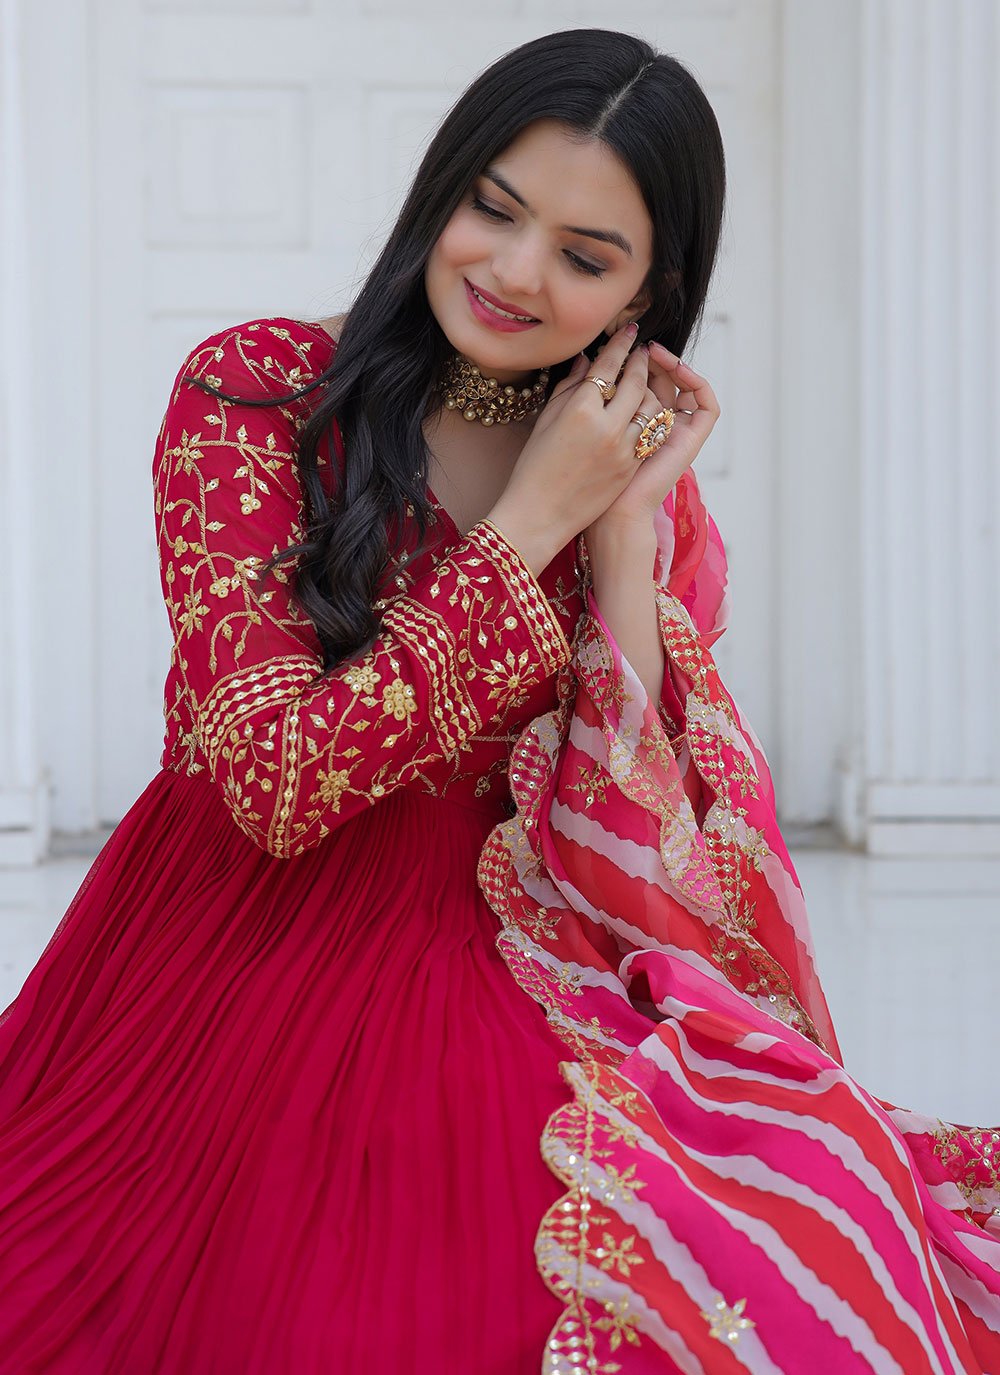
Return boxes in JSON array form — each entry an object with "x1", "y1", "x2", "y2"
[
  {"x1": 629, "y1": 411, "x2": 653, "y2": 429},
  {"x1": 585, "y1": 375, "x2": 617, "y2": 403},
  {"x1": 634, "y1": 407, "x2": 675, "y2": 461}
]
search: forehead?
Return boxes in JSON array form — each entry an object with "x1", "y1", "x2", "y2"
[{"x1": 487, "y1": 118, "x2": 653, "y2": 257}]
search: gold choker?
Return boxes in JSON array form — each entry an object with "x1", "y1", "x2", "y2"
[{"x1": 435, "y1": 351, "x2": 549, "y2": 426}]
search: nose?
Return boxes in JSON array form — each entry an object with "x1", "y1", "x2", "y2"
[{"x1": 491, "y1": 232, "x2": 545, "y2": 301}]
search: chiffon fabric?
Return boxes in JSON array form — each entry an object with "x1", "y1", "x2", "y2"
[{"x1": 0, "y1": 315, "x2": 997, "y2": 1374}]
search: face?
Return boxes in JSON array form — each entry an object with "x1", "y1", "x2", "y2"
[{"x1": 424, "y1": 118, "x2": 655, "y2": 387}]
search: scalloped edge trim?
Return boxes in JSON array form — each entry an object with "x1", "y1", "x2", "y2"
[{"x1": 534, "y1": 1065, "x2": 648, "y2": 1373}]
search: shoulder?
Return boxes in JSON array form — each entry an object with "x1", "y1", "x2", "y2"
[
  {"x1": 172, "y1": 315, "x2": 338, "y2": 404},
  {"x1": 156, "y1": 315, "x2": 344, "y2": 492}
]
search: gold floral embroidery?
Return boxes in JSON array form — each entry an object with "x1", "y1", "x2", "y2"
[
  {"x1": 155, "y1": 320, "x2": 580, "y2": 856},
  {"x1": 700, "y1": 1294, "x2": 755, "y2": 1344},
  {"x1": 381, "y1": 678, "x2": 417, "y2": 721},
  {"x1": 482, "y1": 646, "x2": 534, "y2": 714},
  {"x1": 592, "y1": 1232, "x2": 643, "y2": 1279},
  {"x1": 344, "y1": 663, "x2": 379, "y2": 695},
  {"x1": 593, "y1": 1295, "x2": 643, "y2": 1353},
  {"x1": 315, "y1": 767, "x2": 352, "y2": 810},
  {"x1": 567, "y1": 763, "x2": 610, "y2": 807}
]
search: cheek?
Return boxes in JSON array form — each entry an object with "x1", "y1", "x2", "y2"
[
  {"x1": 550, "y1": 287, "x2": 617, "y2": 340},
  {"x1": 428, "y1": 213, "x2": 629, "y2": 337},
  {"x1": 432, "y1": 212, "x2": 488, "y2": 271}
]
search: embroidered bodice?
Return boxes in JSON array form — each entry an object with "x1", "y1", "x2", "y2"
[{"x1": 153, "y1": 317, "x2": 584, "y2": 857}]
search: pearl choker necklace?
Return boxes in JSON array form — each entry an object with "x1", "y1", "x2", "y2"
[{"x1": 435, "y1": 351, "x2": 550, "y2": 426}]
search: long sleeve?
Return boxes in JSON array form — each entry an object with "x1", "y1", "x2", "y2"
[{"x1": 153, "y1": 319, "x2": 572, "y2": 858}]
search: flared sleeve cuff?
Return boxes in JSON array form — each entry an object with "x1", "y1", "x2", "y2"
[
  {"x1": 369, "y1": 516, "x2": 571, "y2": 767},
  {"x1": 467, "y1": 518, "x2": 572, "y2": 675}
]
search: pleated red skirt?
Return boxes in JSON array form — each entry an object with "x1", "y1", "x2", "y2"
[{"x1": 0, "y1": 769, "x2": 570, "y2": 1372}]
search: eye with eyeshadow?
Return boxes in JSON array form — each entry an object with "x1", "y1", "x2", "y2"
[{"x1": 469, "y1": 197, "x2": 607, "y2": 279}]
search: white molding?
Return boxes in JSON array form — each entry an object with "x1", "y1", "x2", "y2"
[
  {"x1": 833, "y1": 753, "x2": 866, "y2": 850},
  {"x1": 866, "y1": 821, "x2": 1000, "y2": 859},
  {"x1": 835, "y1": 763, "x2": 1000, "y2": 857},
  {"x1": 0, "y1": 779, "x2": 50, "y2": 865},
  {"x1": 867, "y1": 781, "x2": 1000, "y2": 855},
  {"x1": 868, "y1": 781, "x2": 1000, "y2": 817}
]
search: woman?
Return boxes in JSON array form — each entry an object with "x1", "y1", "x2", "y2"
[{"x1": 0, "y1": 26, "x2": 996, "y2": 1374}]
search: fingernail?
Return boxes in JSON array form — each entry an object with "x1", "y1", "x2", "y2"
[
  {"x1": 640, "y1": 342, "x2": 650, "y2": 354},
  {"x1": 625, "y1": 322, "x2": 638, "y2": 339}
]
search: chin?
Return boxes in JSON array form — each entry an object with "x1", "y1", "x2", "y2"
[{"x1": 450, "y1": 335, "x2": 536, "y2": 378}]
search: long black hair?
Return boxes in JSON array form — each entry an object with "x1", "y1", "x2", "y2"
[{"x1": 183, "y1": 28, "x2": 726, "y2": 669}]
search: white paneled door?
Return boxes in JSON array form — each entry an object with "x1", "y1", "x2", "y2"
[{"x1": 87, "y1": 0, "x2": 781, "y2": 826}]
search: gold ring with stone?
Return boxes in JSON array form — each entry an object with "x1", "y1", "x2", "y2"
[
  {"x1": 585, "y1": 375, "x2": 617, "y2": 403},
  {"x1": 634, "y1": 407, "x2": 676, "y2": 461}
]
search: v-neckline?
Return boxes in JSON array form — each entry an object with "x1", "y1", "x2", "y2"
[
  {"x1": 308, "y1": 319, "x2": 502, "y2": 543},
  {"x1": 309, "y1": 321, "x2": 500, "y2": 541},
  {"x1": 424, "y1": 485, "x2": 466, "y2": 540}
]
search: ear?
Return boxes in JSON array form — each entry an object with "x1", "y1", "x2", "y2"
[{"x1": 602, "y1": 283, "x2": 654, "y2": 338}]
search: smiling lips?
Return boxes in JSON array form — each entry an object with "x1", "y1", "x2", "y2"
[{"x1": 465, "y1": 279, "x2": 540, "y2": 330}]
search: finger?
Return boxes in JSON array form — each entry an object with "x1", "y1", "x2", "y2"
[
  {"x1": 548, "y1": 350, "x2": 591, "y2": 400},
  {"x1": 642, "y1": 384, "x2": 666, "y2": 418},
  {"x1": 625, "y1": 384, "x2": 660, "y2": 421},
  {"x1": 643, "y1": 346, "x2": 688, "y2": 411},
  {"x1": 636, "y1": 423, "x2": 698, "y2": 490},
  {"x1": 649, "y1": 400, "x2": 714, "y2": 464},
  {"x1": 640, "y1": 362, "x2": 678, "y2": 413},
  {"x1": 588, "y1": 321, "x2": 642, "y2": 391},
  {"x1": 632, "y1": 383, "x2": 680, "y2": 440},
  {"x1": 639, "y1": 386, "x2": 704, "y2": 454},
  {"x1": 647, "y1": 342, "x2": 720, "y2": 418},
  {"x1": 652, "y1": 369, "x2": 715, "y2": 421},
  {"x1": 676, "y1": 364, "x2": 720, "y2": 418},
  {"x1": 602, "y1": 341, "x2": 652, "y2": 418},
  {"x1": 619, "y1": 384, "x2": 673, "y2": 463}
]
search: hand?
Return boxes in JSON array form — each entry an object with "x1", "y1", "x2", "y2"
[
  {"x1": 585, "y1": 341, "x2": 721, "y2": 544},
  {"x1": 486, "y1": 323, "x2": 654, "y2": 573}
]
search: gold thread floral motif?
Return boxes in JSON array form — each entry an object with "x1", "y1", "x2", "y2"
[
  {"x1": 700, "y1": 1294, "x2": 755, "y2": 1345},
  {"x1": 155, "y1": 321, "x2": 579, "y2": 856}
]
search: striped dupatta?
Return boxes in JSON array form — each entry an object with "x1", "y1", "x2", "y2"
[{"x1": 477, "y1": 470, "x2": 1000, "y2": 1373}]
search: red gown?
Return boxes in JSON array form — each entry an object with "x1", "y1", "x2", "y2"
[{"x1": 0, "y1": 317, "x2": 585, "y2": 1372}]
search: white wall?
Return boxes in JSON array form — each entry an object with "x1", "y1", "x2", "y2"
[
  {"x1": 775, "y1": 0, "x2": 864, "y2": 830},
  {"x1": 1, "y1": 0, "x2": 997, "y2": 863},
  {"x1": 853, "y1": 0, "x2": 1000, "y2": 854},
  {"x1": 0, "y1": 0, "x2": 96, "y2": 861}
]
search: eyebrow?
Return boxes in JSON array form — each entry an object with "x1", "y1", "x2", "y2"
[{"x1": 481, "y1": 166, "x2": 635, "y2": 259}]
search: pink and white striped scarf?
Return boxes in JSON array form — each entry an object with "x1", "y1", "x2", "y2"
[{"x1": 478, "y1": 469, "x2": 1000, "y2": 1373}]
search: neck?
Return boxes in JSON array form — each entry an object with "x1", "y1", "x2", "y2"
[
  {"x1": 459, "y1": 354, "x2": 537, "y2": 388},
  {"x1": 425, "y1": 401, "x2": 537, "y2": 441}
]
